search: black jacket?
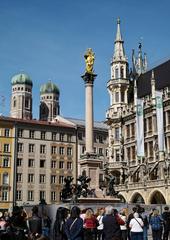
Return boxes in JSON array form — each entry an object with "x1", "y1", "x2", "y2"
[
  {"x1": 28, "y1": 215, "x2": 42, "y2": 234},
  {"x1": 102, "y1": 214, "x2": 121, "y2": 240}
]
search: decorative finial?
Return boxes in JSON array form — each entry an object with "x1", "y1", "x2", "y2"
[
  {"x1": 151, "y1": 70, "x2": 155, "y2": 80},
  {"x1": 84, "y1": 48, "x2": 95, "y2": 74},
  {"x1": 117, "y1": 17, "x2": 120, "y2": 24}
]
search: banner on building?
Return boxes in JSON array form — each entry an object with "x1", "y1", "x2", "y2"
[
  {"x1": 136, "y1": 99, "x2": 144, "y2": 157},
  {"x1": 155, "y1": 91, "x2": 165, "y2": 152}
]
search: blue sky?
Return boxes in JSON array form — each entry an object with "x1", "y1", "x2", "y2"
[{"x1": 0, "y1": 0, "x2": 170, "y2": 121}]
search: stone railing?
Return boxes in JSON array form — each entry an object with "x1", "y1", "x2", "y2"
[
  {"x1": 109, "y1": 162, "x2": 126, "y2": 168},
  {"x1": 116, "y1": 179, "x2": 167, "y2": 191}
]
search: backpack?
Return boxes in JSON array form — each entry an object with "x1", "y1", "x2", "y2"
[{"x1": 150, "y1": 216, "x2": 161, "y2": 231}]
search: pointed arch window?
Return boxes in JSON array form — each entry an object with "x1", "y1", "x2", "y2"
[{"x1": 115, "y1": 67, "x2": 119, "y2": 79}]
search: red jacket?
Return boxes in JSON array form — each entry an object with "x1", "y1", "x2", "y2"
[{"x1": 84, "y1": 216, "x2": 98, "y2": 229}]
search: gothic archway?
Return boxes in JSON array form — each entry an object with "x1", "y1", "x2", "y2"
[
  {"x1": 130, "y1": 192, "x2": 145, "y2": 204},
  {"x1": 118, "y1": 194, "x2": 126, "y2": 203},
  {"x1": 149, "y1": 191, "x2": 166, "y2": 204}
]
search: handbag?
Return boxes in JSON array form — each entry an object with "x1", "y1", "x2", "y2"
[
  {"x1": 134, "y1": 218, "x2": 143, "y2": 229},
  {"x1": 70, "y1": 218, "x2": 78, "y2": 230}
]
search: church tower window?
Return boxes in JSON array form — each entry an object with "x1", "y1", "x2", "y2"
[
  {"x1": 115, "y1": 68, "x2": 119, "y2": 79},
  {"x1": 115, "y1": 92, "x2": 119, "y2": 102},
  {"x1": 121, "y1": 66, "x2": 124, "y2": 78}
]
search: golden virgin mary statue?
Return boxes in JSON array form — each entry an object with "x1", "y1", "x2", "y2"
[{"x1": 84, "y1": 48, "x2": 95, "y2": 74}]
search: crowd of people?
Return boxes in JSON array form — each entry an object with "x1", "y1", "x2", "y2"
[
  {"x1": 0, "y1": 204, "x2": 170, "y2": 240},
  {"x1": 53, "y1": 205, "x2": 170, "y2": 240},
  {"x1": 0, "y1": 205, "x2": 51, "y2": 240}
]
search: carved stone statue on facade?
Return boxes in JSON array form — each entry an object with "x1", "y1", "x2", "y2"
[
  {"x1": 163, "y1": 153, "x2": 170, "y2": 180},
  {"x1": 154, "y1": 138, "x2": 159, "y2": 160}
]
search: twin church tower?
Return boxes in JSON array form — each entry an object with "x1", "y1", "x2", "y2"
[{"x1": 10, "y1": 73, "x2": 60, "y2": 121}]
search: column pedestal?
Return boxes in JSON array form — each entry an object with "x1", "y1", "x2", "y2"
[{"x1": 80, "y1": 153, "x2": 102, "y2": 189}]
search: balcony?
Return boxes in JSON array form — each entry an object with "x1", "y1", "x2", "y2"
[
  {"x1": 116, "y1": 179, "x2": 166, "y2": 192},
  {"x1": 108, "y1": 161, "x2": 127, "y2": 169}
]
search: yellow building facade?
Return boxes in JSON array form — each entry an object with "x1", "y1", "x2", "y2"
[{"x1": 0, "y1": 117, "x2": 15, "y2": 209}]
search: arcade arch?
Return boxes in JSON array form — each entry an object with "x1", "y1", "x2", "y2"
[
  {"x1": 149, "y1": 190, "x2": 166, "y2": 204},
  {"x1": 130, "y1": 192, "x2": 145, "y2": 204}
]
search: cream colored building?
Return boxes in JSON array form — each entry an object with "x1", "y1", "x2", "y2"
[
  {"x1": 106, "y1": 19, "x2": 170, "y2": 204},
  {"x1": 0, "y1": 72, "x2": 109, "y2": 207}
]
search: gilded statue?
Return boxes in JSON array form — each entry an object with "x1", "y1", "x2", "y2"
[{"x1": 84, "y1": 48, "x2": 95, "y2": 74}]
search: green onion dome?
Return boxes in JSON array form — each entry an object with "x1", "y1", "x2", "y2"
[
  {"x1": 11, "y1": 73, "x2": 33, "y2": 86},
  {"x1": 40, "y1": 81, "x2": 60, "y2": 95}
]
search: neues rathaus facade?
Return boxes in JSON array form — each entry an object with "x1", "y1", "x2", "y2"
[{"x1": 106, "y1": 19, "x2": 170, "y2": 204}]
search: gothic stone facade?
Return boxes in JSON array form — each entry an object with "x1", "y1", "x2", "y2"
[{"x1": 106, "y1": 19, "x2": 170, "y2": 204}]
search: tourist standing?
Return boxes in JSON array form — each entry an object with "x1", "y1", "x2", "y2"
[
  {"x1": 127, "y1": 207, "x2": 138, "y2": 240},
  {"x1": 53, "y1": 207, "x2": 68, "y2": 240},
  {"x1": 102, "y1": 205, "x2": 122, "y2": 240},
  {"x1": 28, "y1": 206, "x2": 42, "y2": 239},
  {"x1": 129, "y1": 212, "x2": 144, "y2": 240},
  {"x1": 120, "y1": 210, "x2": 128, "y2": 240},
  {"x1": 96, "y1": 208, "x2": 105, "y2": 240},
  {"x1": 65, "y1": 206, "x2": 83, "y2": 240},
  {"x1": 162, "y1": 206, "x2": 170, "y2": 240},
  {"x1": 150, "y1": 209, "x2": 163, "y2": 240},
  {"x1": 141, "y1": 208, "x2": 149, "y2": 240},
  {"x1": 83, "y1": 208, "x2": 98, "y2": 240}
]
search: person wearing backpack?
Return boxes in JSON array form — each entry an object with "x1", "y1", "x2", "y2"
[
  {"x1": 162, "y1": 206, "x2": 170, "y2": 240},
  {"x1": 150, "y1": 209, "x2": 163, "y2": 240}
]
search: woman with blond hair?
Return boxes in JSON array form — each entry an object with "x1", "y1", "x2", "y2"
[
  {"x1": 83, "y1": 208, "x2": 98, "y2": 240},
  {"x1": 96, "y1": 208, "x2": 105, "y2": 240},
  {"x1": 149, "y1": 209, "x2": 163, "y2": 240}
]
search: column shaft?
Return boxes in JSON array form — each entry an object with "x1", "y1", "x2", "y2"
[{"x1": 85, "y1": 83, "x2": 94, "y2": 153}]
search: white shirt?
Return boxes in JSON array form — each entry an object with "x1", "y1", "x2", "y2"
[
  {"x1": 120, "y1": 215, "x2": 127, "y2": 230},
  {"x1": 129, "y1": 217, "x2": 144, "y2": 232},
  {"x1": 97, "y1": 215, "x2": 104, "y2": 230}
]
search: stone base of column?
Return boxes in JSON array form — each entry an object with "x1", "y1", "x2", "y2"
[{"x1": 79, "y1": 153, "x2": 102, "y2": 190}]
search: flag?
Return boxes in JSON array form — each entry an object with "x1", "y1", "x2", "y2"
[
  {"x1": 136, "y1": 99, "x2": 144, "y2": 157},
  {"x1": 155, "y1": 91, "x2": 165, "y2": 151}
]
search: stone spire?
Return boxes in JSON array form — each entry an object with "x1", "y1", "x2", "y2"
[
  {"x1": 135, "y1": 43, "x2": 147, "y2": 75},
  {"x1": 151, "y1": 70, "x2": 156, "y2": 105},
  {"x1": 113, "y1": 18, "x2": 126, "y2": 62}
]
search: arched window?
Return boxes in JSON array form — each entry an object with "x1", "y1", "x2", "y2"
[
  {"x1": 13, "y1": 98, "x2": 16, "y2": 107},
  {"x1": 115, "y1": 92, "x2": 119, "y2": 102}
]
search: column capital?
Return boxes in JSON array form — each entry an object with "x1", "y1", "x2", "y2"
[{"x1": 81, "y1": 72, "x2": 97, "y2": 85}]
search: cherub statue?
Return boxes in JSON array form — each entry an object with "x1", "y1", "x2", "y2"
[
  {"x1": 84, "y1": 48, "x2": 95, "y2": 74},
  {"x1": 61, "y1": 176, "x2": 73, "y2": 201}
]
